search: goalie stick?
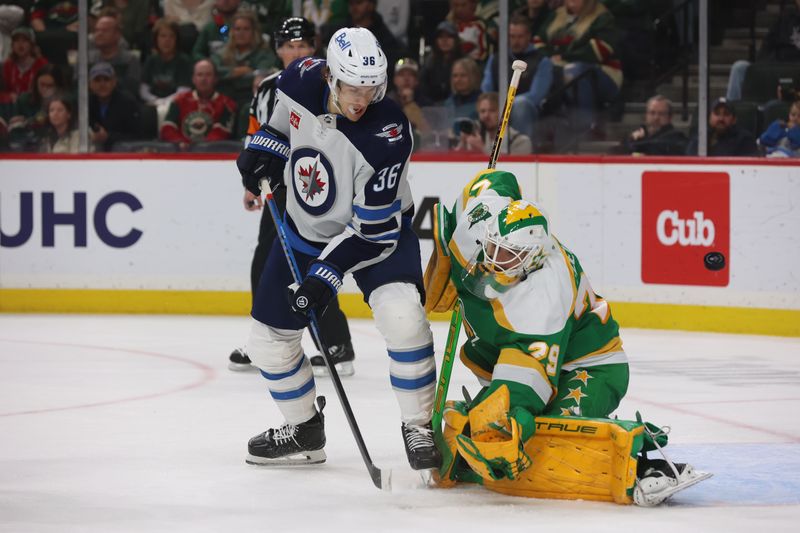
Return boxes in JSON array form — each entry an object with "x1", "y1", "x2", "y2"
[
  {"x1": 432, "y1": 60, "x2": 529, "y2": 434},
  {"x1": 261, "y1": 179, "x2": 392, "y2": 492}
]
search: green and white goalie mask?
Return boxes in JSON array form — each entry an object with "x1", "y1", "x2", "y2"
[{"x1": 462, "y1": 200, "x2": 551, "y2": 300}]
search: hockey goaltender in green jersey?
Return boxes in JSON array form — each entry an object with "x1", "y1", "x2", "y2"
[{"x1": 423, "y1": 168, "x2": 711, "y2": 505}]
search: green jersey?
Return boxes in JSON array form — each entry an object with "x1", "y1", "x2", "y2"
[{"x1": 436, "y1": 170, "x2": 627, "y2": 415}]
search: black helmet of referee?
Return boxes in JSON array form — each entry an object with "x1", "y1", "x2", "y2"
[{"x1": 274, "y1": 17, "x2": 316, "y2": 48}]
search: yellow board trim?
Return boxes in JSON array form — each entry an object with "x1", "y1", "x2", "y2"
[{"x1": 1, "y1": 289, "x2": 799, "y2": 337}]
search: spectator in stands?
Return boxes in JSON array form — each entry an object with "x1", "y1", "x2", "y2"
[
  {"x1": 481, "y1": 14, "x2": 553, "y2": 141},
  {"x1": 30, "y1": 0, "x2": 79, "y2": 65},
  {"x1": 93, "y1": 0, "x2": 157, "y2": 55},
  {"x1": 514, "y1": 0, "x2": 552, "y2": 37},
  {"x1": 619, "y1": 95, "x2": 687, "y2": 156},
  {"x1": 445, "y1": 56, "x2": 482, "y2": 122},
  {"x1": 419, "y1": 20, "x2": 463, "y2": 104},
  {"x1": 447, "y1": 0, "x2": 492, "y2": 64},
  {"x1": 322, "y1": 0, "x2": 406, "y2": 82},
  {"x1": 193, "y1": 0, "x2": 241, "y2": 60},
  {"x1": 211, "y1": 10, "x2": 277, "y2": 106},
  {"x1": 2, "y1": 27, "x2": 48, "y2": 102},
  {"x1": 8, "y1": 63, "x2": 66, "y2": 150},
  {"x1": 454, "y1": 91, "x2": 532, "y2": 154},
  {"x1": 40, "y1": 93, "x2": 83, "y2": 153},
  {"x1": 758, "y1": 99, "x2": 800, "y2": 158},
  {"x1": 245, "y1": 0, "x2": 293, "y2": 42},
  {"x1": 534, "y1": 0, "x2": 623, "y2": 130},
  {"x1": 303, "y1": 0, "x2": 348, "y2": 35},
  {"x1": 686, "y1": 98, "x2": 758, "y2": 157},
  {"x1": 0, "y1": 3, "x2": 26, "y2": 63},
  {"x1": 88, "y1": 62, "x2": 141, "y2": 151},
  {"x1": 164, "y1": 0, "x2": 214, "y2": 42},
  {"x1": 141, "y1": 18, "x2": 194, "y2": 128},
  {"x1": 387, "y1": 57, "x2": 432, "y2": 139},
  {"x1": 88, "y1": 15, "x2": 142, "y2": 97},
  {"x1": 726, "y1": 0, "x2": 800, "y2": 101},
  {"x1": 376, "y1": 0, "x2": 410, "y2": 46},
  {"x1": 161, "y1": 58, "x2": 236, "y2": 150}
]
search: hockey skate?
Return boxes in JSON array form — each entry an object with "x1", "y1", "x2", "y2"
[
  {"x1": 228, "y1": 347, "x2": 257, "y2": 372},
  {"x1": 310, "y1": 341, "x2": 355, "y2": 377},
  {"x1": 246, "y1": 397, "x2": 327, "y2": 466},
  {"x1": 402, "y1": 422, "x2": 442, "y2": 474},
  {"x1": 633, "y1": 458, "x2": 712, "y2": 506}
]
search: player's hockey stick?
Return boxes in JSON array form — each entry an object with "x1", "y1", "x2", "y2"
[
  {"x1": 432, "y1": 60, "x2": 528, "y2": 432},
  {"x1": 261, "y1": 180, "x2": 392, "y2": 492}
]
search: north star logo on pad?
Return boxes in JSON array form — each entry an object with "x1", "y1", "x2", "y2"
[
  {"x1": 375, "y1": 123, "x2": 403, "y2": 143},
  {"x1": 290, "y1": 109, "x2": 301, "y2": 129}
]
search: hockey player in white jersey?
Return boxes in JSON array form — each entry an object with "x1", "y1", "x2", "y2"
[
  {"x1": 228, "y1": 17, "x2": 357, "y2": 376},
  {"x1": 236, "y1": 27, "x2": 441, "y2": 471}
]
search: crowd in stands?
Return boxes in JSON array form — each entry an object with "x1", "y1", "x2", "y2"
[{"x1": 0, "y1": 0, "x2": 798, "y2": 157}]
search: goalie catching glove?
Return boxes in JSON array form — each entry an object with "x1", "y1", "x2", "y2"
[{"x1": 237, "y1": 128, "x2": 290, "y2": 195}]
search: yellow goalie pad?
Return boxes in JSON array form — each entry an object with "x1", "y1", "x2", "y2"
[
  {"x1": 423, "y1": 203, "x2": 458, "y2": 313},
  {"x1": 484, "y1": 417, "x2": 644, "y2": 504}
]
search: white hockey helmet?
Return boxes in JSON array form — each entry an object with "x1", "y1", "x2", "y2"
[
  {"x1": 482, "y1": 200, "x2": 552, "y2": 284},
  {"x1": 326, "y1": 27, "x2": 388, "y2": 105}
]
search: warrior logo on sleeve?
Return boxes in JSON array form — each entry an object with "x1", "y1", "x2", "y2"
[{"x1": 291, "y1": 147, "x2": 337, "y2": 216}]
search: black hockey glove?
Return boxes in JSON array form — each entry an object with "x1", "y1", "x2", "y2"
[
  {"x1": 236, "y1": 129, "x2": 290, "y2": 196},
  {"x1": 288, "y1": 261, "x2": 343, "y2": 321}
]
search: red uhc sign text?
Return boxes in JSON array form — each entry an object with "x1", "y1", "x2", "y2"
[{"x1": 641, "y1": 171, "x2": 729, "y2": 286}]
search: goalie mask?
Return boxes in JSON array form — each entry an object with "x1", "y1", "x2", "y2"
[
  {"x1": 462, "y1": 200, "x2": 552, "y2": 300},
  {"x1": 326, "y1": 27, "x2": 387, "y2": 109}
]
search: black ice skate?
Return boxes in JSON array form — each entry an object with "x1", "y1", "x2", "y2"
[
  {"x1": 246, "y1": 397, "x2": 327, "y2": 466},
  {"x1": 228, "y1": 347, "x2": 256, "y2": 372},
  {"x1": 310, "y1": 341, "x2": 355, "y2": 377},
  {"x1": 401, "y1": 421, "x2": 442, "y2": 471},
  {"x1": 633, "y1": 457, "x2": 712, "y2": 506}
]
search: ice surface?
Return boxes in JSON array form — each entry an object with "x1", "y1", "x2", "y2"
[{"x1": 1, "y1": 315, "x2": 799, "y2": 533}]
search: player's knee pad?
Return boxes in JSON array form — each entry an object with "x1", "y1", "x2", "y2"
[
  {"x1": 369, "y1": 282, "x2": 433, "y2": 349},
  {"x1": 246, "y1": 319, "x2": 304, "y2": 372}
]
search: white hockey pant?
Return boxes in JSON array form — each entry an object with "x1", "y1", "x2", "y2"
[
  {"x1": 369, "y1": 282, "x2": 436, "y2": 425},
  {"x1": 247, "y1": 320, "x2": 316, "y2": 424}
]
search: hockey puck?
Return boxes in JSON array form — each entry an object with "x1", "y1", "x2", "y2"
[{"x1": 704, "y1": 252, "x2": 726, "y2": 271}]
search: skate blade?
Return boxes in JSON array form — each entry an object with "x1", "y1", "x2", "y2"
[
  {"x1": 245, "y1": 449, "x2": 327, "y2": 466},
  {"x1": 418, "y1": 469, "x2": 435, "y2": 486},
  {"x1": 228, "y1": 362, "x2": 258, "y2": 372},
  {"x1": 312, "y1": 361, "x2": 355, "y2": 377},
  {"x1": 634, "y1": 470, "x2": 713, "y2": 506}
]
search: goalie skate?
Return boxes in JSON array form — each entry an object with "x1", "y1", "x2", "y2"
[
  {"x1": 310, "y1": 342, "x2": 355, "y2": 377},
  {"x1": 633, "y1": 459, "x2": 712, "y2": 506},
  {"x1": 246, "y1": 398, "x2": 327, "y2": 466}
]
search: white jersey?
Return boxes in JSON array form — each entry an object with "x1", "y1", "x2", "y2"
[{"x1": 263, "y1": 57, "x2": 415, "y2": 275}]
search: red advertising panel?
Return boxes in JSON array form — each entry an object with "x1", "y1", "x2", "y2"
[{"x1": 642, "y1": 171, "x2": 730, "y2": 286}]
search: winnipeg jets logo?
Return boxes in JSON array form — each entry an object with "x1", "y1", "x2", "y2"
[
  {"x1": 375, "y1": 123, "x2": 404, "y2": 143},
  {"x1": 297, "y1": 155, "x2": 326, "y2": 201},
  {"x1": 299, "y1": 58, "x2": 324, "y2": 77},
  {"x1": 291, "y1": 148, "x2": 337, "y2": 216}
]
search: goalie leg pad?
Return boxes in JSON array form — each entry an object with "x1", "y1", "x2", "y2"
[
  {"x1": 370, "y1": 282, "x2": 436, "y2": 424},
  {"x1": 247, "y1": 320, "x2": 316, "y2": 424},
  {"x1": 485, "y1": 416, "x2": 645, "y2": 504}
]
